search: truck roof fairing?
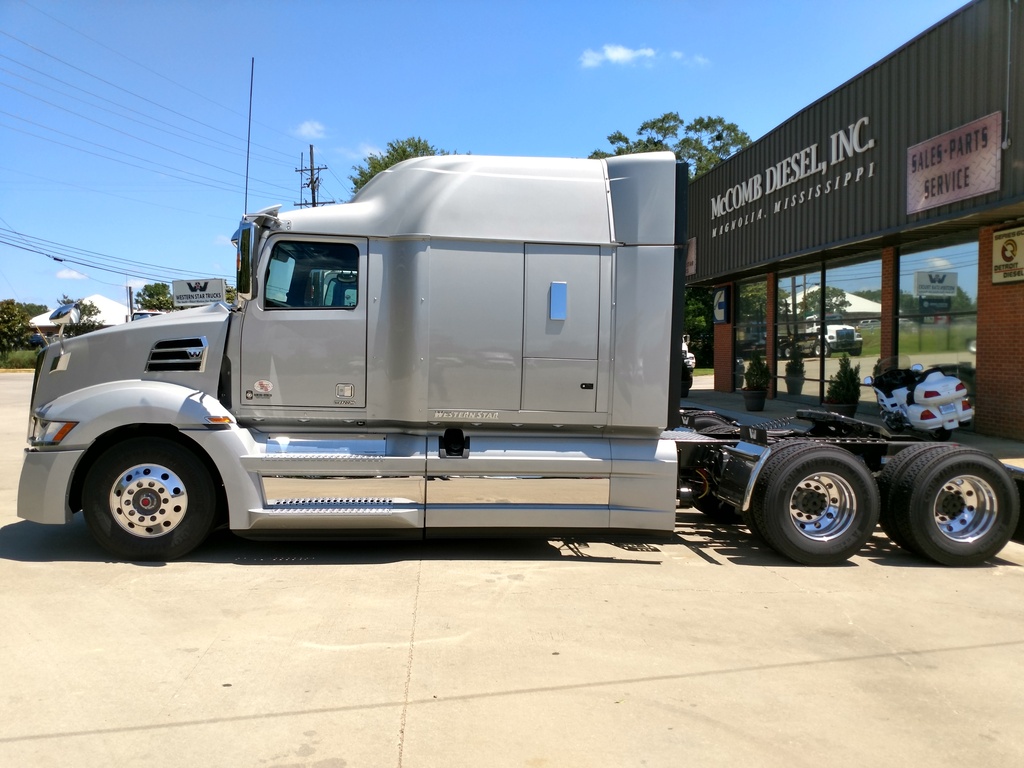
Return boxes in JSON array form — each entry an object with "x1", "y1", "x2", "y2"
[{"x1": 267, "y1": 152, "x2": 677, "y2": 246}]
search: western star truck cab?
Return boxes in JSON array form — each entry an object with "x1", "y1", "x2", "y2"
[{"x1": 18, "y1": 152, "x2": 1020, "y2": 566}]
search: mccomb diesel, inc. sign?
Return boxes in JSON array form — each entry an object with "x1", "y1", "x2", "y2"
[{"x1": 708, "y1": 116, "x2": 877, "y2": 238}]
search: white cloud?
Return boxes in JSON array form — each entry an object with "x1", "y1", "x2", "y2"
[
  {"x1": 56, "y1": 268, "x2": 87, "y2": 280},
  {"x1": 295, "y1": 120, "x2": 326, "y2": 140},
  {"x1": 670, "y1": 51, "x2": 711, "y2": 67},
  {"x1": 580, "y1": 44, "x2": 656, "y2": 68}
]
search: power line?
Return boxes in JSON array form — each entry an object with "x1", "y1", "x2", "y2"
[
  {"x1": 18, "y1": 0, "x2": 301, "y2": 149},
  {"x1": 0, "y1": 58, "x2": 294, "y2": 169},
  {"x1": 0, "y1": 231, "x2": 233, "y2": 285},
  {"x1": 0, "y1": 116, "x2": 289, "y2": 198},
  {"x1": 0, "y1": 91, "x2": 295, "y2": 196},
  {"x1": 0, "y1": 29, "x2": 293, "y2": 162}
]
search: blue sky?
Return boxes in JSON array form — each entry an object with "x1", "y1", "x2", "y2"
[{"x1": 1, "y1": 0, "x2": 969, "y2": 311}]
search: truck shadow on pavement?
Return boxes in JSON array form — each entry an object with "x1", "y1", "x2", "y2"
[
  {"x1": 0, "y1": 517, "x2": 663, "y2": 566},
  {"x1": 1, "y1": 512, "x2": 1015, "y2": 568},
  {"x1": 674, "y1": 510, "x2": 1017, "y2": 569}
]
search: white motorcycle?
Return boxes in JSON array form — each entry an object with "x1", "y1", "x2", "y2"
[{"x1": 864, "y1": 361, "x2": 972, "y2": 441}]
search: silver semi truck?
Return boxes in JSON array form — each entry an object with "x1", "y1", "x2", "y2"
[{"x1": 17, "y1": 152, "x2": 1020, "y2": 566}]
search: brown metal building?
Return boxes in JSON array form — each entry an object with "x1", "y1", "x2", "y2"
[{"x1": 686, "y1": 0, "x2": 1024, "y2": 439}]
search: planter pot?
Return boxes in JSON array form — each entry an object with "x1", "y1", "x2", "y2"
[
  {"x1": 784, "y1": 375, "x2": 805, "y2": 396},
  {"x1": 742, "y1": 389, "x2": 767, "y2": 412},
  {"x1": 825, "y1": 402, "x2": 858, "y2": 417}
]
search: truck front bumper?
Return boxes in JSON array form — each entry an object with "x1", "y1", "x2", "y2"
[{"x1": 18, "y1": 448, "x2": 84, "y2": 524}]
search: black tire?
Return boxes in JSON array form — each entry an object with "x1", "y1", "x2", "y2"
[
  {"x1": 82, "y1": 437, "x2": 218, "y2": 561},
  {"x1": 886, "y1": 446, "x2": 1020, "y2": 566},
  {"x1": 749, "y1": 441, "x2": 879, "y2": 565},
  {"x1": 931, "y1": 427, "x2": 953, "y2": 442},
  {"x1": 876, "y1": 444, "x2": 948, "y2": 553},
  {"x1": 691, "y1": 413, "x2": 736, "y2": 434}
]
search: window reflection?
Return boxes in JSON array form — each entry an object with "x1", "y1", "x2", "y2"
[
  {"x1": 897, "y1": 239, "x2": 977, "y2": 400},
  {"x1": 776, "y1": 255, "x2": 881, "y2": 405},
  {"x1": 735, "y1": 278, "x2": 768, "y2": 388}
]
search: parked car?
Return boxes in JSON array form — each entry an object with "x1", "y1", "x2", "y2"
[{"x1": 28, "y1": 332, "x2": 51, "y2": 349}]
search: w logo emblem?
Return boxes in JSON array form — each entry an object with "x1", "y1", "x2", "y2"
[
  {"x1": 927, "y1": 274, "x2": 947, "y2": 284},
  {"x1": 187, "y1": 281, "x2": 209, "y2": 292}
]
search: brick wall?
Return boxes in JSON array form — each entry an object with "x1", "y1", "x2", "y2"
[
  {"x1": 880, "y1": 247, "x2": 896, "y2": 364},
  {"x1": 975, "y1": 226, "x2": 1024, "y2": 438}
]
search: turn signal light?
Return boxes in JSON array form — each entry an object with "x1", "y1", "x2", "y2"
[{"x1": 920, "y1": 409, "x2": 937, "y2": 421}]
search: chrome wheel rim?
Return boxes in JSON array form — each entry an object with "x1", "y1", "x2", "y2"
[
  {"x1": 788, "y1": 472, "x2": 857, "y2": 541},
  {"x1": 109, "y1": 463, "x2": 188, "y2": 538},
  {"x1": 931, "y1": 474, "x2": 997, "y2": 543}
]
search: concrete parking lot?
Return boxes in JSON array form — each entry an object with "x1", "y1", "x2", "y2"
[{"x1": 1, "y1": 370, "x2": 1022, "y2": 768}]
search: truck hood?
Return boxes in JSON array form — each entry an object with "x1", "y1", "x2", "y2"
[{"x1": 31, "y1": 303, "x2": 231, "y2": 411}]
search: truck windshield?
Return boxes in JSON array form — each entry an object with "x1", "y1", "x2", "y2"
[{"x1": 263, "y1": 241, "x2": 359, "y2": 309}]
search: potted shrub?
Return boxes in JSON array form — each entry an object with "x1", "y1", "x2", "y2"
[
  {"x1": 742, "y1": 350, "x2": 771, "y2": 411},
  {"x1": 824, "y1": 354, "x2": 861, "y2": 417},
  {"x1": 784, "y1": 347, "x2": 805, "y2": 395}
]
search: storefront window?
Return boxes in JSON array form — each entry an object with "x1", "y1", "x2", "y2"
[
  {"x1": 735, "y1": 278, "x2": 768, "y2": 388},
  {"x1": 897, "y1": 238, "x2": 977, "y2": 398},
  {"x1": 776, "y1": 268, "x2": 821, "y2": 396},
  {"x1": 776, "y1": 255, "x2": 881, "y2": 404}
]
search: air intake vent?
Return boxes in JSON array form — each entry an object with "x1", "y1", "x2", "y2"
[{"x1": 146, "y1": 337, "x2": 208, "y2": 372}]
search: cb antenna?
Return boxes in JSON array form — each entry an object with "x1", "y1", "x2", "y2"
[{"x1": 244, "y1": 57, "x2": 254, "y2": 214}]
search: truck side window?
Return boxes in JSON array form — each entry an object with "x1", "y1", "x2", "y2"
[{"x1": 263, "y1": 241, "x2": 359, "y2": 309}]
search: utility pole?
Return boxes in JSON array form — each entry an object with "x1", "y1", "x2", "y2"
[{"x1": 295, "y1": 145, "x2": 334, "y2": 208}]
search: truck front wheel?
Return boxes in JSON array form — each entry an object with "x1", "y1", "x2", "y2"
[
  {"x1": 82, "y1": 437, "x2": 218, "y2": 561},
  {"x1": 749, "y1": 441, "x2": 879, "y2": 565}
]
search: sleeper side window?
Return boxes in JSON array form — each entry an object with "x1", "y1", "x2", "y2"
[{"x1": 263, "y1": 241, "x2": 359, "y2": 309}]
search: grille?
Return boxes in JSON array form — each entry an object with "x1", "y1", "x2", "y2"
[{"x1": 145, "y1": 337, "x2": 208, "y2": 372}]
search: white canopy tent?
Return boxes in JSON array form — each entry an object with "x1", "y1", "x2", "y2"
[{"x1": 29, "y1": 294, "x2": 131, "y2": 332}]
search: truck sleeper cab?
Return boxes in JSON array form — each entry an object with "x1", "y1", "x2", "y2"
[{"x1": 19, "y1": 152, "x2": 693, "y2": 561}]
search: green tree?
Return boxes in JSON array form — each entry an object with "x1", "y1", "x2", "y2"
[
  {"x1": 57, "y1": 295, "x2": 103, "y2": 338},
  {"x1": 951, "y1": 286, "x2": 976, "y2": 313},
  {"x1": 0, "y1": 299, "x2": 29, "y2": 360},
  {"x1": 134, "y1": 282, "x2": 174, "y2": 311},
  {"x1": 800, "y1": 286, "x2": 851, "y2": 317},
  {"x1": 590, "y1": 112, "x2": 751, "y2": 178},
  {"x1": 16, "y1": 301, "x2": 48, "y2": 320},
  {"x1": 349, "y1": 137, "x2": 452, "y2": 194},
  {"x1": 684, "y1": 286, "x2": 714, "y2": 367}
]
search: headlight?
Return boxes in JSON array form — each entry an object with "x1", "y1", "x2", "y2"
[{"x1": 29, "y1": 418, "x2": 78, "y2": 446}]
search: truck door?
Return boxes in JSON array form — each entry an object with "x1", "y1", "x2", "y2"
[{"x1": 238, "y1": 237, "x2": 368, "y2": 413}]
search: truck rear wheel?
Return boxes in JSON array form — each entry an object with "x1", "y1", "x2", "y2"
[
  {"x1": 82, "y1": 437, "x2": 217, "y2": 561},
  {"x1": 877, "y1": 443, "x2": 946, "y2": 553},
  {"x1": 749, "y1": 441, "x2": 879, "y2": 565},
  {"x1": 886, "y1": 446, "x2": 1019, "y2": 566}
]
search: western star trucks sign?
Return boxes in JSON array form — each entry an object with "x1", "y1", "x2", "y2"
[{"x1": 172, "y1": 279, "x2": 226, "y2": 307}]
